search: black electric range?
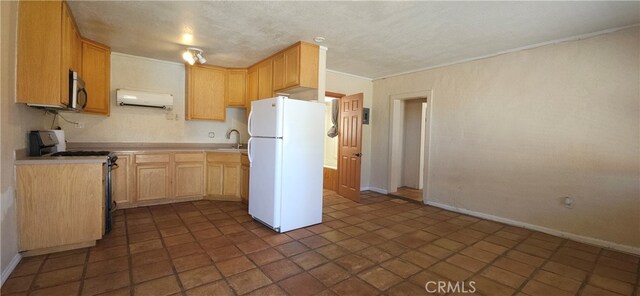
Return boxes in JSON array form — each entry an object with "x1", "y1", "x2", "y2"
[{"x1": 50, "y1": 150, "x2": 112, "y2": 157}]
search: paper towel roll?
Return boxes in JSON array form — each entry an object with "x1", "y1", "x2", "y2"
[{"x1": 49, "y1": 130, "x2": 66, "y2": 152}]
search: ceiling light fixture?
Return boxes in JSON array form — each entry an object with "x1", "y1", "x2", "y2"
[
  {"x1": 182, "y1": 47, "x2": 206, "y2": 65},
  {"x1": 313, "y1": 36, "x2": 325, "y2": 43},
  {"x1": 194, "y1": 51, "x2": 207, "y2": 64},
  {"x1": 182, "y1": 26, "x2": 193, "y2": 43}
]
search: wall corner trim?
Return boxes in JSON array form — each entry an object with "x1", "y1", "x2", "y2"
[
  {"x1": 426, "y1": 201, "x2": 640, "y2": 256},
  {"x1": 1, "y1": 253, "x2": 22, "y2": 286}
]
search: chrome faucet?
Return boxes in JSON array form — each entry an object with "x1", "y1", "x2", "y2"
[{"x1": 226, "y1": 129, "x2": 241, "y2": 149}]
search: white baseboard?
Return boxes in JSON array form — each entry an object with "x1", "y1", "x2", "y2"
[
  {"x1": 1, "y1": 253, "x2": 22, "y2": 286},
  {"x1": 426, "y1": 201, "x2": 640, "y2": 256},
  {"x1": 364, "y1": 187, "x2": 388, "y2": 194}
]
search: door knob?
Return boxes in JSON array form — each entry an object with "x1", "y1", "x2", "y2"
[{"x1": 354, "y1": 153, "x2": 362, "y2": 157}]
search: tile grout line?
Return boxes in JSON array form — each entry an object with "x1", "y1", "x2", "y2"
[
  {"x1": 167, "y1": 203, "x2": 189, "y2": 293},
  {"x1": 378, "y1": 207, "x2": 539, "y2": 295},
  {"x1": 389, "y1": 195, "x2": 630, "y2": 296},
  {"x1": 7, "y1": 193, "x2": 638, "y2": 296},
  {"x1": 510, "y1": 235, "x2": 568, "y2": 296},
  {"x1": 333, "y1": 204, "x2": 483, "y2": 294},
  {"x1": 124, "y1": 209, "x2": 135, "y2": 296},
  {"x1": 187, "y1": 201, "x2": 239, "y2": 295},
  {"x1": 576, "y1": 246, "x2": 604, "y2": 295},
  {"x1": 451, "y1": 224, "x2": 522, "y2": 295},
  {"x1": 276, "y1": 202, "x2": 389, "y2": 293},
  {"x1": 77, "y1": 247, "x2": 90, "y2": 296},
  {"x1": 26, "y1": 252, "x2": 49, "y2": 294}
]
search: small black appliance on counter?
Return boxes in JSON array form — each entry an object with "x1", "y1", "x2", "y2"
[{"x1": 28, "y1": 130, "x2": 59, "y2": 156}]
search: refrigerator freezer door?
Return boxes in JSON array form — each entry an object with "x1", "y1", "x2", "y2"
[
  {"x1": 279, "y1": 99, "x2": 325, "y2": 232},
  {"x1": 248, "y1": 137, "x2": 282, "y2": 230},
  {"x1": 249, "y1": 97, "x2": 284, "y2": 138}
]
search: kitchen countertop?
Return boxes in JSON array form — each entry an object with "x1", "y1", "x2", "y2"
[
  {"x1": 15, "y1": 149, "x2": 109, "y2": 165},
  {"x1": 67, "y1": 142, "x2": 248, "y2": 155},
  {"x1": 16, "y1": 143, "x2": 249, "y2": 165}
]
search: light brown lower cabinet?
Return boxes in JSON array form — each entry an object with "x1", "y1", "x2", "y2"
[
  {"x1": 241, "y1": 154, "x2": 250, "y2": 204},
  {"x1": 16, "y1": 163, "x2": 104, "y2": 255},
  {"x1": 174, "y1": 153, "x2": 205, "y2": 199},
  {"x1": 132, "y1": 152, "x2": 206, "y2": 205},
  {"x1": 136, "y1": 164, "x2": 171, "y2": 201},
  {"x1": 223, "y1": 163, "x2": 241, "y2": 197},
  {"x1": 112, "y1": 153, "x2": 133, "y2": 208},
  {"x1": 112, "y1": 151, "x2": 243, "y2": 207},
  {"x1": 135, "y1": 153, "x2": 172, "y2": 202},
  {"x1": 206, "y1": 162, "x2": 224, "y2": 196},
  {"x1": 206, "y1": 152, "x2": 242, "y2": 201}
]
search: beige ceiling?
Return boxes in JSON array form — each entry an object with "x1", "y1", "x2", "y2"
[{"x1": 67, "y1": 1, "x2": 640, "y2": 79}]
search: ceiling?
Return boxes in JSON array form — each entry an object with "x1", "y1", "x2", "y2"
[{"x1": 68, "y1": 1, "x2": 640, "y2": 79}]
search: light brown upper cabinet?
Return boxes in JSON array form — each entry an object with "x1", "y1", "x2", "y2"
[
  {"x1": 186, "y1": 64, "x2": 226, "y2": 121},
  {"x1": 272, "y1": 42, "x2": 319, "y2": 92},
  {"x1": 272, "y1": 53, "x2": 286, "y2": 91},
  {"x1": 225, "y1": 69, "x2": 247, "y2": 107},
  {"x1": 244, "y1": 58, "x2": 272, "y2": 115},
  {"x1": 257, "y1": 59, "x2": 274, "y2": 99},
  {"x1": 246, "y1": 66, "x2": 259, "y2": 115},
  {"x1": 62, "y1": 2, "x2": 82, "y2": 103},
  {"x1": 81, "y1": 39, "x2": 111, "y2": 115},
  {"x1": 17, "y1": 1, "x2": 81, "y2": 107}
]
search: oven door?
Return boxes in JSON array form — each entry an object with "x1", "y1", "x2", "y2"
[{"x1": 104, "y1": 157, "x2": 117, "y2": 233}]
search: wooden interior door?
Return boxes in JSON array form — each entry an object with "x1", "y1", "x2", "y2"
[{"x1": 338, "y1": 93, "x2": 363, "y2": 201}]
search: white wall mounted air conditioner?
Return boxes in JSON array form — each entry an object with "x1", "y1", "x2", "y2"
[{"x1": 116, "y1": 89, "x2": 173, "y2": 110}]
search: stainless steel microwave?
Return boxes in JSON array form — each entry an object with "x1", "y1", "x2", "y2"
[{"x1": 69, "y1": 70, "x2": 87, "y2": 111}]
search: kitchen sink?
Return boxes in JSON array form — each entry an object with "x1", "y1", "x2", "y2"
[{"x1": 215, "y1": 148, "x2": 248, "y2": 153}]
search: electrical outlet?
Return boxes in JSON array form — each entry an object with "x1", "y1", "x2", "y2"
[{"x1": 74, "y1": 122, "x2": 84, "y2": 128}]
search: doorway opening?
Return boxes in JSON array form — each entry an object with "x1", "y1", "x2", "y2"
[
  {"x1": 322, "y1": 92, "x2": 344, "y2": 193},
  {"x1": 388, "y1": 90, "x2": 432, "y2": 203},
  {"x1": 322, "y1": 92, "x2": 364, "y2": 202}
]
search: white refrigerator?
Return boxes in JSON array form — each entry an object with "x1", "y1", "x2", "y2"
[{"x1": 247, "y1": 96, "x2": 325, "y2": 233}]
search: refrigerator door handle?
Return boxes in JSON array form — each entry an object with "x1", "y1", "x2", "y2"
[
  {"x1": 247, "y1": 137, "x2": 253, "y2": 167},
  {"x1": 247, "y1": 110, "x2": 253, "y2": 137}
]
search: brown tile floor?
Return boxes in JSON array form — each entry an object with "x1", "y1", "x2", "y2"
[
  {"x1": 3, "y1": 190, "x2": 639, "y2": 296},
  {"x1": 389, "y1": 187, "x2": 423, "y2": 203}
]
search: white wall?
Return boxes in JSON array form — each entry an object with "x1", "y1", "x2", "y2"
[
  {"x1": 1, "y1": 1, "x2": 47, "y2": 283},
  {"x1": 401, "y1": 99, "x2": 424, "y2": 188},
  {"x1": 49, "y1": 53, "x2": 248, "y2": 144},
  {"x1": 324, "y1": 70, "x2": 373, "y2": 190},
  {"x1": 371, "y1": 27, "x2": 640, "y2": 248}
]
